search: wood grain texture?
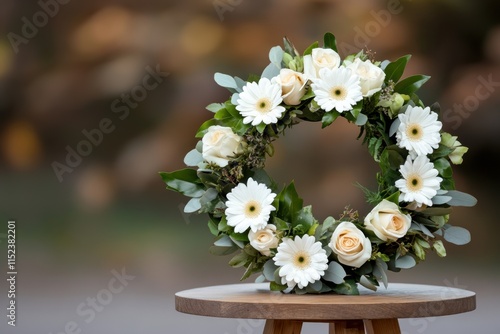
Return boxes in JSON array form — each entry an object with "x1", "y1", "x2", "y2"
[
  {"x1": 364, "y1": 319, "x2": 401, "y2": 334},
  {"x1": 329, "y1": 320, "x2": 365, "y2": 334},
  {"x1": 263, "y1": 320, "x2": 303, "y2": 334},
  {"x1": 175, "y1": 283, "x2": 475, "y2": 320}
]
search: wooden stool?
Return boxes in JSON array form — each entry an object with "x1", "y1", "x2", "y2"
[{"x1": 175, "y1": 282, "x2": 475, "y2": 334}]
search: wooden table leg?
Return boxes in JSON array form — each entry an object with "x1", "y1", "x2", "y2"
[
  {"x1": 364, "y1": 319, "x2": 401, "y2": 334},
  {"x1": 329, "y1": 320, "x2": 365, "y2": 334},
  {"x1": 263, "y1": 320, "x2": 303, "y2": 334}
]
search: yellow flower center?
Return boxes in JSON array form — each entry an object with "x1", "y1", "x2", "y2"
[
  {"x1": 244, "y1": 200, "x2": 262, "y2": 218},
  {"x1": 256, "y1": 98, "x2": 272, "y2": 114},
  {"x1": 330, "y1": 86, "x2": 347, "y2": 100},
  {"x1": 293, "y1": 252, "x2": 311, "y2": 269},
  {"x1": 406, "y1": 123, "x2": 423, "y2": 141},
  {"x1": 407, "y1": 174, "x2": 423, "y2": 192}
]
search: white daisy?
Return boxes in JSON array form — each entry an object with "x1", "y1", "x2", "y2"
[
  {"x1": 225, "y1": 178, "x2": 276, "y2": 233},
  {"x1": 236, "y1": 78, "x2": 286, "y2": 126},
  {"x1": 396, "y1": 106, "x2": 442, "y2": 157},
  {"x1": 311, "y1": 67, "x2": 363, "y2": 113},
  {"x1": 395, "y1": 155, "x2": 443, "y2": 207},
  {"x1": 273, "y1": 235, "x2": 328, "y2": 289}
]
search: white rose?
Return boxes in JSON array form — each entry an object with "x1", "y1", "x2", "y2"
[
  {"x1": 202, "y1": 126, "x2": 244, "y2": 167},
  {"x1": 329, "y1": 221, "x2": 372, "y2": 268},
  {"x1": 303, "y1": 48, "x2": 341, "y2": 79},
  {"x1": 249, "y1": 224, "x2": 279, "y2": 256},
  {"x1": 364, "y1": 199, "x2": 411, "y2": 242},
  {"x1": 273, "y1": 69, "x2": 308, "y2": 105},
  {"x1": 346, "y1": 58, "x2": 386, "y2": 97}
]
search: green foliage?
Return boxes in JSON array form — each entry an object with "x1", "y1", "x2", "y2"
[{"x1": 160, "y1": 33, "x2": 475, "y2": 296}]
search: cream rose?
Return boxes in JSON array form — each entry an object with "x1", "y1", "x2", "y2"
[
  {"x1": 249, "y1": 224, "x2": 279, "y2": 256},
  {"x1": 329, "y1": 222, "x2": 372, "y2": 268},
  {"x1": 364, "y1": 200, "x2": 411, "y2": 242},
  {"x1": 202, "y1": 126, "x2": 244, "y2": 167},
  {"x1": 273, "y1": 69, "x2": 308, "y2": 105},
  {"x1": 303, "y1": 48, "x2": 341, "y2": 79},
  {"x1": 346, "y1": 58, "x2": 386, "y2": 97}
]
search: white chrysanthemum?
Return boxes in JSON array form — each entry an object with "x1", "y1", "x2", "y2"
[
  {"x1": 225, "y1": 178, "x2": 276, "y2": 233},
  {"x1": 396, "y1": 106, "x2": 442, "y2": 157},
  {"x1": 236, "y1": 78, "x2": 286, "y2": 126},
  {"x1": 396, "y1": 155, "x2": 443, "y2": 207},
  {"x1": 273, "y1": 235, "x2": 328, "y2": 289},
  {"x1": 311, "y1": 67, "x2": 363, "y2": 113}
]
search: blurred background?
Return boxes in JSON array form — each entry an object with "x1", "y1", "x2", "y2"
[{"x1": 0, "y1": 0, "x2": 499, "y2": 333}]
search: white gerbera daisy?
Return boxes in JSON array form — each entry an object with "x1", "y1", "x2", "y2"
[
  {"x1": 236, "y1": 78, "x2": 286, "y2": 126},
  {"x1": 225, "y1": 178, "x2": 276, "y2": 233},
  {"x1": 396, "y1": 155, "x2": 443, "y2": 207},
  {"x1": 396, "y1": 106, "x2": 442, "y2": 157},
  {"x1": 273, "y1": 235, "x2": 329, "y2": 289},
  {"x1": 311, "y1": 67, "x2": 363, "y2": 113}
]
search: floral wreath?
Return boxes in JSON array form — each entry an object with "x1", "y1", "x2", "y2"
[{"x1": 161, "y1": 33, "x2": 476, "y2": 295}]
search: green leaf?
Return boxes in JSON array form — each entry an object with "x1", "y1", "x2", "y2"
[
  {"x1": 256, "y1": 122, "x2": 267, "y2": 134},
  {"x1": 273, "y1": 217, "x2": 290, "y2": 231},
  {"x1": 270, "y1": 281, "x2": 287, "y2": 291},
  {"x1": 209, "y1": 245, "x2": 238, "y2": 256},
  {"x1": 321, "y1": 111, "x2": 340, "y2": 128},
  {"x1": 434, "y1": 158, "x2": 453, "y2": 178},
  {"x1": 323, "y1": 261, "x2": 346, "y2": 284},
  {"x1": 443, "y1": 226, "x2": 471, "y2": 245},
  {"x1": 374, "y1": 258, "x2": 388, "y2": 288},
  {"x1": 195, "y1": 118, "x2": 217, "y2": 138},
  {"x1": 207, "y1": 218, "x2": 219, "y2": 236},
  {"x1": 385, "y1": 191, "x2": 400, "y2": 205},
  {"x1": 332, "y1": 279, "x2": 359, "y2": 295},
  {"x1": 160, "y1": 169, "x2": 205, "y2": 197},
  {"x1": 394, "y1": 75, "x2": 431, "y2": 95},
  {"x1": 384, "y1": 55, "x2": 411, "y2": 83},
  {"x1": 229, "y1": 252, "x2": 250, "y2": 268},
  {"x1": 275, "y1": 182, "x2": 304, "y2": 223},
  {"x1": 355, "y1": 113, "x2": 368, "y2": 126},
  {"x1": 323, "y1": 32, "x2": 338, "y2": 52},
  {"x1": 349, "y1": 100, "x2": 363, "y2": 119},
  {"x1": 303, "y1": 41, "x2": 319, "y2": 56},
  {"x1": 293, "y1": 205, "x2": 316, "y2": 232},
  {"x1": 432, "y1": 240, "x2": 447, "y2": 257}
]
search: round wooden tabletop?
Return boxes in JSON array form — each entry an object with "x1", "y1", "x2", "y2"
[{"x1": 175, "y1": 282, "x2": 476, "y2": 320}]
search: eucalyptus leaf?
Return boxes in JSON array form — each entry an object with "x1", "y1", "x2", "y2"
[
  {"x1": 184, "y1": 149, "x2": 203, "y2": 167},
  {"x1": 206, "y1": 103, "x2": 225, "y2": 113},
  {"x1": 214, "y1": 235, "x2": 234, "y2": 247},
  {"x1": 229, "y1": 252, "x2": 250, "y2": 268},
  {"x1": 443, "y1": 226, "x2": 471, "y2": 245},
  {"x1": 263, "y1": 260, "x2": 279, "y2": 281},
  {"x1": 261, "y1": 63, "x2": 280, "y2": 79},
  {"x1": 214, "y1": 73, "x2": 238, "y2": 90},
  {"x1": 432, "y1": 195, "x2": 452, "y2": 205},
  {"x1": 432, "y1": 240, "x2": 447, "y2": 257},
  {"x1": 323, "y1": 261, "x2": 346, "y2": 284},
  {"x1": 184, "y1": 197, "x2": 201, "y2": 213},
  {"x1": 268, "y1": 46, "x2": 284, "y2": 66},
  {"x1": 374, "y1": 258, "x2": 389, "y2": 288},
  {"x1": 321, "y1": 111, "x2": 340, "y2": 128},
  {"x1": 389, "y1": 118, "x2": 401, "y2": 137},
  {"x1": 446, "y1": 190, "x2": 478, "y2": 207},
  {"x1": 395, "y1": 255, "x2": 416, "y2": 269},
  {"x1": 270, "y1": 281, "x2": 287, "y2": 291},
  {"x1": 355, "y1": 113, "x2": 368, "y2": 126},
  {"x1": 359, "y1": 276, "x2": 378, "y2": 291},
  {"x1": 255, "y1": 274, "x2": 266, "y2": 283}
]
